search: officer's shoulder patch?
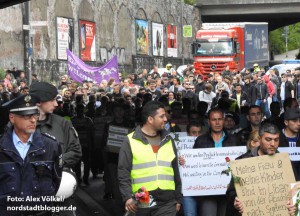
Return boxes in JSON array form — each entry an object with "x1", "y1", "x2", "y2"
[{"x1": 42, "y1": 132, "x2": 56, "y2": 141}]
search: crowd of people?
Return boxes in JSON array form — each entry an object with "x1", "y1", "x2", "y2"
[{"x1": 0, "y1": 63, "x2": 300, "y2": 216}]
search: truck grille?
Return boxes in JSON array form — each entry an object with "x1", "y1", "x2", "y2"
[{"x1": 194, "y1": 62, "x2": 228, "y2": 76}]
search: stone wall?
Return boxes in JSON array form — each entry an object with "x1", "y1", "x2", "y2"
[{"x1": 0, "y1": 0, "x2": 200, "y2": 82}]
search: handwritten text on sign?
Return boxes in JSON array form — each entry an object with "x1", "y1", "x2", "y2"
[
  {"x1": 179, "y1": 146, "x2": 246, "y2": 196},
  {"x1": 230, "y1": 153, "x2": 295, "y2": 216},
  {"x1": 172, "y1": 136, "x2": 196, "y2": 150}
]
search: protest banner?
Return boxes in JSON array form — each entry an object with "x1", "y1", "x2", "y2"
[
  {"x1": 179, "y1": 146, "x2": 246, "y2": 196},
  {"x1": 230, "y1": 153, "x2": 295, "y2": 216},
  {"x1": 67, "y1": 49, "x2": 119, "y2": 84},
  {"x1": 278, "y1": 147, "x2": 300, "y2": 161},
  {"x1": 106, "y1": 125, "x2": 130, "y2": 153}
]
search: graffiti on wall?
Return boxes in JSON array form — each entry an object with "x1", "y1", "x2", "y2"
[
  {"x1": 153, "y1": 57, "x2": 164, "y2": 68},
  {"x1": 99, "y1": 47, "x2": 126, "y2": 64},
  {"x1": 32, "y1": 59, "x2": 67, "y2": 84}
]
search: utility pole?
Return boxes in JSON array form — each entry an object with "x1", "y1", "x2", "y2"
[
  {"x1": 284, "y1": 26, "x2": 289, "y2": 58},
  {"x1": 181, "y1": 0, "x2": 184, "y2": 65},
  {"x1": 23, "y1": 1, "x2": 32, "y2": 85}
]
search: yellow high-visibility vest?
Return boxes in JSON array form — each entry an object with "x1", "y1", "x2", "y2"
[{"x1": 128, "y1": 132, "x2": 175, "y2": 193}]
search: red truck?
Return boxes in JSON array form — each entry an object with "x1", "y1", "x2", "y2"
[{"x1": 191, "y1": 22, "x2": 269, "y2": 77}]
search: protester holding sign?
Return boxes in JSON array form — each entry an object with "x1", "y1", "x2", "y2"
[
  {"x1": 193, "y1": 107, "x2": 237, "y2": 216},
  {"x1": 103, "y1": 102, "x2": 134, "y2": 214},
  {"x1": 226, "y1": 123, "x2": 285, "y2": 216}
]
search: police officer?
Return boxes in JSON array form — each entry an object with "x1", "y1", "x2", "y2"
[
  {"x1": 0, "y1": 94, "x2": 62, "y2": 216},
  {"x1": 29, "y1": 82, "x2": 81, "y2": 170},
  {"x1": 30, "y1": 82, "x2": 81, "y2": 216}
]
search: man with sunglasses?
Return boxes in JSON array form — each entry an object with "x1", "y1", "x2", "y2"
[{"x1": 0, "y1": 94, "x2": 62, "y2": 215}]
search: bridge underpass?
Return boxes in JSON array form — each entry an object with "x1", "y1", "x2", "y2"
[{"x1": 196, "y1": 0, "x2": 300, "y2": 30}]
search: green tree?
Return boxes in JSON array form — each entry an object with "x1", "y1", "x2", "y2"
[
  {"x1": 0, "y1": 68, "x2": 5, "y2": 80},
  {"x1": 184, "y1": 0, "x2": 196, "y2": 5},
  {"x1": 270, "y1": 22, "x2": 300, "y2": 55}
]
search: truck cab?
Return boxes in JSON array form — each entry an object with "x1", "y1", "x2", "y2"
[{"x1": 192, "y1": 28, "x2": 243, "y2": 77}]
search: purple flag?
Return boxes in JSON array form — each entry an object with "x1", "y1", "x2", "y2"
[{"x1": 67, "y1": 49, "x2": 119, "y2": 84}]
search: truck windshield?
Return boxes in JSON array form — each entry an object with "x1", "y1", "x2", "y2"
[{"x1": 195, "y1": 41, "x2": 233, "y2": 56}]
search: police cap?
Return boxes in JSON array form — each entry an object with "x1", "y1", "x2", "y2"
[
  {"x1": 30, "y1": 82, "x2": 58, "y2": 102},
  {"x1": 2, "y1": 94, "x2": 40, "y2": 115}
]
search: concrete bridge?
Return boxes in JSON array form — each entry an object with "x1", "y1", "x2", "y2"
[{"x1": 197, "y1": 0, "x2": 300, "y2": 31}]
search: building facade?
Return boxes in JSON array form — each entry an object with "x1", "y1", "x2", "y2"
[{"x1": 0, "y1": 0, "x2": 200, "y2": 82}]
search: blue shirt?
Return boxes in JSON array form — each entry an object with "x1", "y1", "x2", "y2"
[
  {"x1": 214, "y1": 132, "x2": 225, "y2": 148},
  {"x1": 13, "y1": 130, "x2": 33, "y2": 160}
]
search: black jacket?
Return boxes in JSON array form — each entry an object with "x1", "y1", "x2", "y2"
[
  {"x1": 194, "y1": 129, "x2": 237, "y2": 148},
  {"x1": 37, "y1": 114, "x2": 82, "y2": 169},
  {"x1": 231, "y1": 92, "x2": 248, "y2": 107},
  {"x1": 118, "y1": 126, "x2": 182, "y2": 205},
  {"x1": 243, "y1": 83, "x2": 256, "y2": 105},
  {"x1": 236, "y1": 126, "x2": 252, "y2": 147},
  {"x1": 279, "y1": 130, "x2": 300, "y2": 180},
  {"x1": 255, "y1": 83, "x2": 268, "y2": 100}
]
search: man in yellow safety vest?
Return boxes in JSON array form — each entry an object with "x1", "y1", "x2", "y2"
[{"x1": 118, "y1": 101, "x2": 182, "y2": 215}]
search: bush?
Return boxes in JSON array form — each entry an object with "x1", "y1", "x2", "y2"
[{"x1": 0, "y1": 68, "x2": 5, "y2": 80}]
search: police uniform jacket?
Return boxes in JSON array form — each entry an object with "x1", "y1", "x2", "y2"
[
  {"x1": 37, "y1": 113, "x2": 82, "y2": 168},
  {"x1": 0, "y1": 126, "x2": 62, "y2": 215}
]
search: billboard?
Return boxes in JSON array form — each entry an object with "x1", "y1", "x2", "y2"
[
  {"x1": 79, "y1": 20, "x2": 96, "y2": 61},
  {"x1": 152, "y1": 22, "x2": 163, "y2": 56},
  {"x1": 135, "y1": 19, "x2": 149, "y2": 55},
  {"x1": 56, "y1": 17, "x2": 74, "y2": 60},
  {"x1": 167, "y1": 24, "x2": 177, "y2": 57}
]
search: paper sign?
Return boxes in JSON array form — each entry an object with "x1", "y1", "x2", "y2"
[
  {"x1": 179, "y1": 146, "x2": 246, "y2": 196},
  {"x1": 170, "y1": 132, "x2": 188, "y2": 139},
  {"x1": 106, "y1": 126, "x2": 130, "y2": 153},
  {"x1": 173, "y1": 136, "x2": 196, "y2": 150},
  {"x1": 230, "y1": 153, "x2": 295, "y2": 216},
  {"x1": 278, "y1": 147, "x2": 300, "y2": 161},
  {"x1": 183, "y1": 25, "x2": 192, "y2": 38}
]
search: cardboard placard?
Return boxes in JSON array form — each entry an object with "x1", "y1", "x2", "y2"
[
  {"x1": 230, "y1": 153, "x2": 295, "y2": 216},
  {"x1": 106, "y1": 126, "x2": 130, "y2": 153},
  {"x1": 179, "y1": 146, "x2": 246, "y2": 196}
]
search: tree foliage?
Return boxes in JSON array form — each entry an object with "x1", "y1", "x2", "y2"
[
  {"x1": 0, "y1": 68, "x2": 5, "y2": 80},
  {"x1": 270, "y1": 22, "x2": 300, "y2": 55},
  {"x1": 184, "y1": 0, "x2": 196, "y2": 5}
]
